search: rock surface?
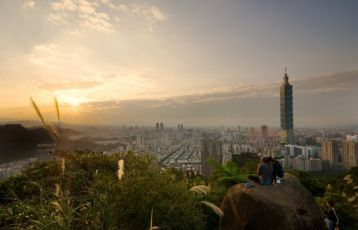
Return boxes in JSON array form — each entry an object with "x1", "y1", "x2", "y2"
[{"x1": 220, "y1": 173, "x2": 325, "y2": 230}]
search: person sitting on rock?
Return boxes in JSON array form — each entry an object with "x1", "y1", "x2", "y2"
[
  {"x1": 248, "y1": 157, "x2": 272, "y2": 185},
  {"x1": 268, "y1": 157, "x2": 284, "y2": 184},
  {"x1": 324, "y1": 201, "x2": 340, "y2": 230}
]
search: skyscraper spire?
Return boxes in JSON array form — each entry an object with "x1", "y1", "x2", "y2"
[{"x1": 284, "y1": 66, "x2": 289, "y2": 83}]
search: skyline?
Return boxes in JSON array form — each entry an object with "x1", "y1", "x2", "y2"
[{"x1": 1, "y1": 0, "x2": 358, "y2": 126}]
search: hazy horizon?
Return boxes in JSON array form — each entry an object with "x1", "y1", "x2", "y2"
[{"x1": 1, "y1": 0, "x2": 358, "y2": 127}]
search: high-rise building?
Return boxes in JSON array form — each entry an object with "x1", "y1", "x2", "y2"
[
  {"x1": 200, "y1": 137, "x2": 222, "y2": 178},
  {"x1": 261, "y1": 125, "x2": 268, "y2": 139},
  {"x1": 342, "y1": 140, "x2": 358, "y2": 169},
  {"x1": 155, "y1": 122, "x2": 159, "y2": 131},
  {"x1": 280, "y1": 68, "x2": 294, "y2": 144},
  {"x1": 160, "y1": 122, "x2": 164, "y2": 131},
  {"x1": 177, "y1": 124, "x2": 184, "y2": 131},
  {"x1": 136, "y1": 135, "x2": 144, "y2": 147},
  {"x1": 321, "y1": 139, "x2": 340, "y2": 169}
]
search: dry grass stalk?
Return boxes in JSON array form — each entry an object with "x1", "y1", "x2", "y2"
[
  {"x1": 200, "y1": 201, "x2": 224, "y2": 217},
  {"x1": 30, "y1": 97, "x2": 46, "y2": 128},
  {"x1": 30, "y1": 97, "x2": 60, "y2": 143},
  {"x1": 343, "y1": 174, "x2": 351, "y2": 181},
  {"x1": 47, "y1": 124, "x2": 60, "y2": 143},
  {"x1": 54, "y1": 96, "x2": 60, "y2": 128},
  {"x1": 117, "y1": 159, "x2": 124, "y2": 180},
  {"x1": 61, "y1": 157, "x2": 65, "y2": 175},
  {"x1": 51, "y1": 201, "x2": 63, "y2": 213},
  {"x1": 55, "y1": 183, "x2": 61, "y2": 197},
  {"x1": 189, "y1": 185, "x2": 211, "y2": 195},
  {"x1": 148, "y1": 208, "x2": 159, "y2": 230}
]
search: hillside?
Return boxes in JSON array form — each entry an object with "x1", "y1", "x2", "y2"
[
  {"x1": 0, "y1": 152, "x2": 219, "y2": 229},
  {"x1": 0, "y1": 124, "x2": 53, "y2": 163}
]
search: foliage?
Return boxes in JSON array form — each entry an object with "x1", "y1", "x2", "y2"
[
  {"x1": 309, "y1": 167, "x2": 358, "y2": 230},
  {"x1": 289, "y1": 170, "x2": 325, "y2": 197},
  {"x1": 209, "y1": 160, "x2": 247, "y2": 188},
  {"x1": 231, "y1": 152, "x2": 260, "y2": 174},
  {"x1": 0, "y1": 152, "x2": 211, "y2": 229}
]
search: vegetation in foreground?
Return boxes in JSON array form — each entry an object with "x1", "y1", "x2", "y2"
[
  {"x1": 1, "y1": 150, "x2": 357, "y2": 229},
  {"x1": 290, "y1": 168, "x2": 358, "y2": 230},
  {"x1": 0, "y1": 151, "x2": 223, "y2": 229}
]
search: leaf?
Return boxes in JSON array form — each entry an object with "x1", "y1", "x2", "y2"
[
  {"x1": 51, "y1": 201, "x2": 63, "y2": 213},
  {"x1": 200, "y1": 201, "x2": 224, "y2": 217},
  {"x1": 189, "y1": 185, "x2": 211, "y2": 195}
]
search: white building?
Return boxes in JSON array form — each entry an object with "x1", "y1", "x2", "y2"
[
  {"x1": 346, "y1": 135, "x2": 358, "y2": 142},
  {"x1": 284, "y1": 144, "x2": 319, "y2": 158},
  {"x1": 284, "y1": 154, "x2": 322, "y2": 172}
]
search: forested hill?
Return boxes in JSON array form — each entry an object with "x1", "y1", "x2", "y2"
[{"x1": 0, "y1": 124, "x2": 53, "y2": 163}]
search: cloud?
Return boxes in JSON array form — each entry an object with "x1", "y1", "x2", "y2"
[
  {"x1": 69, "y1": 71, "x2": 358, "y2": 126},
  {"x1": 293, "y1": 71, "x2": 358, "y2": 94},
  {"x1": 123, "y1": 4, "x2": 166, "y2": 22},
  {"x1": 28, "y1": 42, "x2": 89, "y2": 69},
  {"x1": 37, "y1": 80, "x2": 103, "y2": 91},
  {"x1": 149, "y1": 6, "x2": 166, "y2": 22},
  {"x1": 79, "y1": 83, "x2": 278, "y2": 111},
  {"x1": 47, "y1": 13, "x2": 68, "y2": 25},
  {"x1": 51, "y1": 0, "x2": 77, "y2": 11},
  {"x1": 46, "y1": 0, "x2": 167, "y2": 33},
  {"x1": 28, "y1": 43, "x2": 62, "y2": 66},
  {"x1": 145, "y1": 71, "x2": 358, "y2": 108},
  {"x1": 80, "y1": 71, "x2": 358, "y2": 111},
  {"x1": 79, "y1": 11, "x2": 113, "y2": 33},
  {"x1": 23, "y1": 0, "x2": 35, "y2": 9},
  {"x1": 48, "y1": 0, "x2": 115, "y2": 34},
  {"x1": 103, "y1": 1, "x2": 167, "y2": 22}
]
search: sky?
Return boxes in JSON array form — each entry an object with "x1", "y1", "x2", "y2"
[{"x1": 0, "y1": 0, "x2": 358, "y2": 127}]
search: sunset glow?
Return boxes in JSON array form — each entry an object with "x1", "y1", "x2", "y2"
[
  {"x1": 62, "y1": 96, "x2": 83, "y2": 107},
  {"x1": 0, "y1": 0, "x2": 357, "y2": 126}
]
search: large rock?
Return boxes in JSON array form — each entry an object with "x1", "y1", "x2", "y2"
[{"x1": 220, "y1": 174, "x2": 325, "y2": 230}]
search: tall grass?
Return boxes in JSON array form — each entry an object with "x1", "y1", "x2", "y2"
[
  {"x1": 117, "y1": 159, "x2": 124, "y2": 180},
  {"x1": 30, "y1": 97, "x2": 46, "y2": 128},
  {"x1": 54, "y1": 96, "x2": 60, "y2": 129},
  {"x1": 30, "y1": 97, "x2": 60, "y2": 144}
]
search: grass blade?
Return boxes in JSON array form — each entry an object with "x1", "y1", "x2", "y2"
[
  {"x1": 54, "y1": 96, "x2": 60, "y2": 128},
  {"x1": 30, "y1": 97, "x2": 46, "y2": 128},
  {"x1": 200, "y1": 201, "x2": 224, "y2": 217}
]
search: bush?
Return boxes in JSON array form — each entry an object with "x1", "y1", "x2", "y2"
[
  {"x1": 0, "y1": 152, "x2": 207, "y2": 229},
  {"x1": 289, "y1": 170, "x2": 325, "y2": 197}
]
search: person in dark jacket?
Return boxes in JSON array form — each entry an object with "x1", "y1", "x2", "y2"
[
  {"x1": 268, "y1": 157, "x2": 284, "y2": 184},
  {"x1": 324, "y1": 201, "x2": 339, "y2": 230},
  {"x1": 248, "y1": 157, "x2": 272, "y2": 185}
]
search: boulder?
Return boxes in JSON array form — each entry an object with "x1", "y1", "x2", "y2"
[{"x1": 220, "y1": 173, "x2": 325, "y2": 230}]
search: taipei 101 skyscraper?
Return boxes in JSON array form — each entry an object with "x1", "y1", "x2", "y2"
[{"x1": 280, "y1": 68, "x2": 294, "y2": 144}]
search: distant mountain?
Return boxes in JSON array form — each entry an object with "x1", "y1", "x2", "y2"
[
  {"x1": 0, "y1": 120, "x2": 43, "y2": 128},
  {"x1": 0, "y1": 124, "x2": 53, "y2": 164},
  {"x1": 0, "y1": 117, "x2": 16, "y2": 123},
  {"x1": 59, "y1": 128, "x2": 83, "y2": 137}
]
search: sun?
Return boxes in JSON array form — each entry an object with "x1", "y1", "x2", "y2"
[{"x1": 63, "y1": 96, "x2": 83, "y2": 107}]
